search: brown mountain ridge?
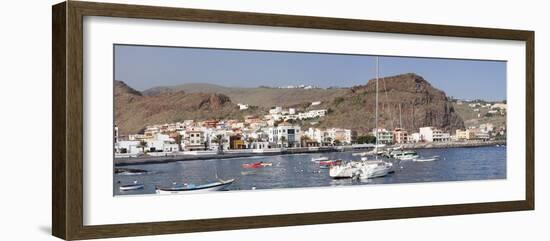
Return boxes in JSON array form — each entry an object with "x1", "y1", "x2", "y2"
[{"x1": 115, "y1": 73, "x2": 464, "y2": 135}]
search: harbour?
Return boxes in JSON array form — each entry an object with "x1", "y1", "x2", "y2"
[
  {"x1": 113, "y1": 50, "x2": 508, "y2": 196},
  {"x1": 114, "y1": 140, "x2": 506, "y2": 166},
  {"x1": 114, "y1": 145, "x2": 506, "y2": 195}
]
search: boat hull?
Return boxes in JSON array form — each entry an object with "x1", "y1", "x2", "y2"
[
  {"x1": 329, "y1": 161, "x2": 362, "y2": 178},
  {"x1": 119, "y1": 184, "x2": 144, "y2": 191},
  {"x1": 156, "y1": 179, "x2": 235, "y2": 194}
]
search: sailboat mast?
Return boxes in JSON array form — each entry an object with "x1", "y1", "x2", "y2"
[{"x1": 375, "y1": 56, "x2": 379, "y2": 155}]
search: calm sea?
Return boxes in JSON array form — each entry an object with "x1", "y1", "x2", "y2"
[{"x1": 114, "y1": 146, "x2": 506, "y2": 195}]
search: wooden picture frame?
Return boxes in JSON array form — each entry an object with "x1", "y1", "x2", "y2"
[{"x1": 52, "y1": 1, "x2": 534, "y2": 240}]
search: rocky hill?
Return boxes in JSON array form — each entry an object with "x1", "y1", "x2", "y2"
[
  {"x1": 115, "y1": 81, "x2": 246, "y2": 134},
  {"x1": 115, "y1": 73, "x2": 464, "y2": 135},
  {"x1": 316, "y1": 73, "x2": 464, "y2": 134}
]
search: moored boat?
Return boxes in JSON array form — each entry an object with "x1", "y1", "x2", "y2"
[
  {"x1": 329, "y1": 161, "x2": 362, "y2": 178},
  {"x1": 155, "y1": 178, "x2": 235, "y2": 194},
  {"x1": 242, "y1": 161, "x2": 272, "y2": 169},
  {"x1": 318, "y1": 159, "x2": 342, "y2": 169},
  {"x1": 413, "y1": 156, "x2": 439, "y2": 162},
  {"x1": 119, "y1": 181, "x2": 144, "y2": 191},
  {"x1": 311, "y1": 157, "x2": 329, "y2": 162},
  {"x1": 114, "y1": 167, "x2": 148, "y2": 175},
  {"x1": 354, "y1": 160, "x2": 393, "y2": 179},
  {"x1": 392, "y1": 150, "x2": 419, "y2": 160}
]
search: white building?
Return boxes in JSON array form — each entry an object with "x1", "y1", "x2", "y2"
[
  {"x1": 298, "y1": 109, "x2": 327, "y2": 120},
  {"x1": 268, "y1": 123, "x2": 301, "y2": 147},
  {"x1": 237, "y1": 103, "x2": 249, "y2": 110},
  {"x1": 410, "y1": 133, "x2": 421, "y2": 143},
  {"x1": 304, "y1": 128, "x2": 325, "y2": 144},
  {"x1": 206, "y1": 129, "x2": 231, "y2": 151},
  {"x1": 480, "y1": 123, "x2": 494, "y2": 132},
  {"x1": 419, "y1": 127, "x2": 450, "y2": 142},
  {"x1": 162, "y1": 143, "x2": 180, "y2": 152},
  {"x1": 304, "y1": 128, "x2": 351, "y2": 145},
  {"x1": 372, "y1": 128, "x2": 393, "y2": 144},
  {"x1": 269, "y1": 106, "x2": 283, "y2": 114},
  {"x1": 491, "y1": 103, "x2": 507, "y2": 110},
  {"x1": 326, "y1": 128, "x2": 352, "y2": 144},
  {"x1": 146, "y1": 133, "x2": 178, "y2": 152},
  {"x1": 115, "y1": 140, "x2": 142, "y2": 155},
  {"x1": 248, "y1": 141, "x2": 271, "y2": 150},
  {"x1": 180, "y1": 128, "x2": 207, "y2": 151},
  {"x1": 114, "y1": 125, "x2": 119, "y2": 143}
]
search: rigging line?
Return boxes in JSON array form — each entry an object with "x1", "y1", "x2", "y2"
[
  {"x1": 399, "y1": 103, "x2": 403, "y2": 129},
  {"x1": 382, "y1": 75, "x2": 394, "y2": 130}
]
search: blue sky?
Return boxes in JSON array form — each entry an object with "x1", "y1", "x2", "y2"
[{"x1": 114, "y1": 44, "x2": 506, "y2": 101}]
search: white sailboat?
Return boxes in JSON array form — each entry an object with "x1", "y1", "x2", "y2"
[
  {"x1": 330, "y1": 57, "x2": 392, "y2": 179},
  {"x1": 329, "y1": 161, "x2": 363, "y2": 178},
  {"x1": 354, "y1": 160, "x2": 393, "y2": 179}
]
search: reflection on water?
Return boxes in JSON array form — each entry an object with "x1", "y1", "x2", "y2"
[{"x1": 114, "y1": 146, "x2": 506, "y2": 195}]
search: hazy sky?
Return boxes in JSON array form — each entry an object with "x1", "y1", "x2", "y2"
[{"x1": 114, "y1": 44, "x2": 507, "y2": 101}]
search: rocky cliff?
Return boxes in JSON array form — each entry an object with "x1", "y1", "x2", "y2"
[{"x1": 318, "y1": 73, "x2": 464, "y2": 134}]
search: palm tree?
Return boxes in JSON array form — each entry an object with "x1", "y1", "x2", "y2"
[
  {"x1": 280, "y1": 136, "x2": 287, "y2": 148},
  {"x1": 174, "y1": 133, "x2": 183, "y2": 151},
  {"x1": 301, "y1": 135, "x2": 311, "y2": 147},
  {"x1": 246, "y1": 137, "x2": 256, "y2": 149},
  {"x1": 324, "y1": 137, "x2": 333, "y2": 146},
  {"x1": 138, "y1": 140, "x2": 148, "y2": 154},
  {"x1": 212, "y1": 134, "x2": 226, "y2": 155}
]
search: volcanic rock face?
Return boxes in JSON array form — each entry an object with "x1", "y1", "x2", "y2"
[
  {"x1": 319, "y1": 73, "x2": 464, "y2": 134},
  {"x1": 114, "y1": 81, "x2": 239, "y2": 135}
]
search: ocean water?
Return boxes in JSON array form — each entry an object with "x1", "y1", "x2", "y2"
[{"x1": 114, "y1": 146, "x2": 506, "y2": 195}]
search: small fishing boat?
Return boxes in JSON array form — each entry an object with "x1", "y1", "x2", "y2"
[
  {"x1": 311, "y1": 157, "x2": 329, "y2": 162},
  {"x1": 155, "y1": 178, "x2": 235, "y2": 194},
  {"x1": 414, "y1": 156, "x2": 439, "y2": 162},
  {"x1": 119, "y1": 181, "x2": 144, "y2": 191},
  {"x1": 392, "y1": 150, "x2": 420, "y2": 160},
  {"x1": 114, "y1": 167, "x2": 148, "y2": 175},
  {"x1": 242, "y1": 161, "x2": 272, "y2": 169}
]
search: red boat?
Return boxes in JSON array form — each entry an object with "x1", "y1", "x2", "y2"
[
  {"x1": 318, "y1": 160, "x2": 342, "y2": 169},
  {"x1": 242, "y1": 161, "x2": 272, "y2": 169}
]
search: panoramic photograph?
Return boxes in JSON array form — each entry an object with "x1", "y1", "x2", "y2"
[{"x1": 113, "y1": 44, "x2": 507, "y2": 195}]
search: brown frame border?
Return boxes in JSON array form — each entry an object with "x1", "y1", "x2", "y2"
[{"x1": 52, "y1": 1, "x2": 535, "y2": 240}]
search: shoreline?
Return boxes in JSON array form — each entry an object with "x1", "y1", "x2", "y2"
[{"x1": 114, "y1": 140, "x2": 506, "y2": 166}]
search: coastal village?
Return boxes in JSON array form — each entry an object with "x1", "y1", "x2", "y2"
[{"x1": 114, "y1": 99, "x2": 507, "y2": 158}]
